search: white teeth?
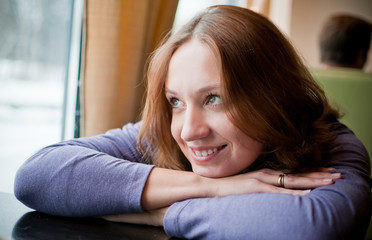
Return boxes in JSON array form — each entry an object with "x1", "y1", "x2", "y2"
[{"x1": 194, "y1": 148, "x2": 219, "y2": 157}]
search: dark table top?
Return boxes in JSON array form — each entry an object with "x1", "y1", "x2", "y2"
[{"x1": 0, "y1": 192, "x2": 176, "y2": 240}]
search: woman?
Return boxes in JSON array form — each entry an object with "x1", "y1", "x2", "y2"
[{"x1": 15, "y1": 5, "x2": 371, "y2": 239}]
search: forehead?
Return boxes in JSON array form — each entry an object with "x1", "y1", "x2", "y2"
[{"x1": 166, "y1": 39, "x2": 221, "y2": 90}]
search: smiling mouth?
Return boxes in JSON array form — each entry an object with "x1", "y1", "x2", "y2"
[{"x1": 193, "y1": 145, "x2": 226, "y2": 157}]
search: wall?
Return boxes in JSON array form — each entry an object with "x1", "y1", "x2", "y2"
[{"x1": 289, "y1": 0, "x2": 372, "y2": 72}]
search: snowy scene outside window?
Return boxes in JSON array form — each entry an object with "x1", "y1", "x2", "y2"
[{"x1": 0, "y1": 0, "x2": 76, "y2": 193}]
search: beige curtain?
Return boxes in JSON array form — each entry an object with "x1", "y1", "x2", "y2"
[
  {"x1": 82, "y1": 0, "x2": 179, "y2": 136},
  {"x1": 246, "y1": 0, "x2": 271, "y2": 18}
]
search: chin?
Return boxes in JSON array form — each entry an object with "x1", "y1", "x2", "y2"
[{"x1": 192, "y1": 166, "x2": 231, "y2": 178}]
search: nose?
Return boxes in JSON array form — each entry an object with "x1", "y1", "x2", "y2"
[{"x1": 180, "y1": 106, "x2": 210, "y2": 142}]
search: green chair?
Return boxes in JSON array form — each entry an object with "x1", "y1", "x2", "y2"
[
  {"x1": 311, "y1": 68, "x2": 372, "y2": 161},
  {"x1": 311, "y1": 68, "x2": 372, "y2": 239}
]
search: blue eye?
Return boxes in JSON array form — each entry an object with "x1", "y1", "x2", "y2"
[{"x1": 206, "y1": 94, "x2": 222, "y2": 105}]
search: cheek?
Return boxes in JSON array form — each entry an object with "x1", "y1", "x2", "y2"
[
  {"x1": 170, "y1": 115, "x2": 181, "y2": 143},
  {"x1": 228, "y1": 126, "x2": 264, "y2": 160},
  {"x1": 239, "y1": 137, "x2": 264, "y2": 161}
]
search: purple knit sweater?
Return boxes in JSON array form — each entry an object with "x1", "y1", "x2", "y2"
[{"x1": 14, "y1": 121, "x2": 371, "y2": 239}]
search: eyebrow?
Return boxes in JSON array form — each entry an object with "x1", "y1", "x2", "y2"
[{"x1": 165, "y1": 83, "x2": 221, "y2": 95}]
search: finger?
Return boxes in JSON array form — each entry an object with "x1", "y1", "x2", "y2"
[
  {"x1": 248, "y1": 171, "x2": 291, "y2": 187},
  {"x1": 260, "y1": 168, "x2": 342, "y2": 181},
  {"x1": 255, "y1": 172, "x2": 338, "y2": 189},
  {"x1": 280, "y1": 174, "x2": 336, "y2": 189},
  {"x1": 245, "y1": 168, "x2": 341, "y2": 189},
  {"x1": 300, "y1": 167, "x2": 336, "y2": 173},
  {"x1": 292, "y1": 172, "x2": 342, "y2": 179},
  {"x1": 257, "y1": 183, "x2": 311, "y2": 196},
  {"x1": 261, "y1": 167, "x2": 341, "y2": 179}
]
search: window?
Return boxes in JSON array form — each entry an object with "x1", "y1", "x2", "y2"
[{"x1": 0, "y1": 0, "x2": 83, "y2": 193}]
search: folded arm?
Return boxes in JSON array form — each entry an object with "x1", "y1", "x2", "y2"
[
  {"x1": 163, "y1": 125, "x2": 371, "y2": 239},
  {"x1": 15, "y1": 121, "x2": 340, "y2": 219},
  {"x1": 15, "y1": 122, "x2": 370, "y2": 239},
  {"x1": 14, "y1": 122, "x2": 154, "y2": 216}
]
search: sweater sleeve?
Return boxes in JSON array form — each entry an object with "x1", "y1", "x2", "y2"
[
  {"x1": 163, "y1": 124, "x2": 372, "y2": 240},
  {"x1": 14, "y1": 122, "x2": 154, "y2": 217}
]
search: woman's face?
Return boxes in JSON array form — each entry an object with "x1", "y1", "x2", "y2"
[{"x1": 165, "y1": 39, "x2": 263, "y2": 178}]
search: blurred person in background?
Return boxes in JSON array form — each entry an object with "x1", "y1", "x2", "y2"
[{"x1": 319, "y1": 14, "x2": 372, "y2": 70}]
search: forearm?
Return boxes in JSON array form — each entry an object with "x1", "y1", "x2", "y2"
[
  {"x1": 15, "y1": 144, "x2": 154, "y2": 217},
  {"x1": 141, "y1": 167, "x2": 338, "y2": 210},
  {"x1": 141, "y1": 167, "x2": 209, "y2": 210},
  {"x1": 164, "y1": 181, "x2": 371, "y2": 240},
  {"x1": 14, "y1": 123, "x2": 153, "y2": 217}
]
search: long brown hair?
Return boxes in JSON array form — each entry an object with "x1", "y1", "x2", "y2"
[{"x1": 139, "y1": 5, "x2": 340, "y2": 172}]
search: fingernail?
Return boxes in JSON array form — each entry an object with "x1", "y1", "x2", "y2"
[
  {"x1": 323, "y1": 179, "x2": 333, "y2": 183},
  {"x1": 331, "y1": 173, "x2": 341, "y2": 178},
  {"x1": 302, "y1": 190, "x2": 311, "y2": 194}
]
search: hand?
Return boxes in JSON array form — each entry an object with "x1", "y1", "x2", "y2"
[
  {"x1": 205, "y1": 167, "x2": 341, "y2": 197},
  {"x1": 248, "y1": 167, "x2": 342, "y2": 189},
  {"x1": 102, "y1": 207, "x2": 168, "y2": 227}
]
